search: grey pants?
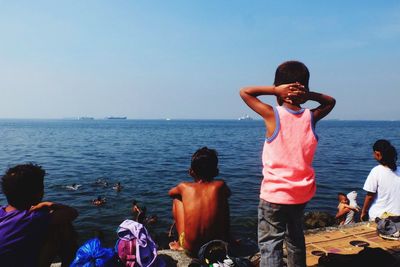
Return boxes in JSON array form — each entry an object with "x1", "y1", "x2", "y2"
[{"x1": 258, "y1": 199, "x2": 307, "y2": 267}]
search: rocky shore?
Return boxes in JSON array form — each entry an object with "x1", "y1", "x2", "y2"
[{"x1": 51, "y1": 220, "x2": 400, "y2": 267}]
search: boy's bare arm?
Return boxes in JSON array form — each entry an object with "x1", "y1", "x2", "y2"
[
  {"x1": 30, "y1": 201, "x2": 78, "y2": 224},
  {"x1": 50, "y1": 203, "x2": 78, "y2": 224},
  {"x1": 343, "y1": 204, "x2": 360, "y2": 212},
  {"x1": 335, "y1": 206, "x2": 350, "y2": 219},
  {"x1": 239, "y1": 84, "x2": 303, "y2": 120},
  {"x1": 168, "y1": 184, "x2": 181, "y2": 198},
  {"x1": 361, "y1": 192, "x2": 376, "y2": 221},
  {"x1": 239, "y1": 86, "x2": 275, "y2": 120},
  {"x1": 307, "y1": 92, "x2": 336, "y2": 122}
]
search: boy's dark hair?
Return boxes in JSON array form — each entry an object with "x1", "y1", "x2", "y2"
[
  {"x1": 373, "y1": 139, "x2": 397, "y2": 171},
  {"x1": 191, "y1": 147, "x2": 219, "y2": 181},
  {"x1": 1, "y1": 163, "x2": 45, "y2": 210},
  {"x1": 274, "y1": 61, "x2": 310, "y2": 105}
]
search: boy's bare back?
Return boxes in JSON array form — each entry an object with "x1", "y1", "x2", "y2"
[{"x1": 170, "y1": 179, "x2": 230, "y2": 253}]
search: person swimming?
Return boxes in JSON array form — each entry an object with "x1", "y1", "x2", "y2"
[
  {"x1": 112, "y1": 182, "x2": 122, "y2": 192},
  {"x1": 92, "y1": 196, "x2": 106, "y2": 206},
  {"x1": 66, "y1": 183, "x2": 81, "y2": 191},
  {"x1": 131, "y1": 200, "x2": 157, "y2": 226},
  {"x1": 95, "y1": 178, "x2": 108, "y2": 187}
]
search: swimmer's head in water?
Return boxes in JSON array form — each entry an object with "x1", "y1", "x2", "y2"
[{"x1": 1, "y1": 163, "x2": 45, "y2": 210}]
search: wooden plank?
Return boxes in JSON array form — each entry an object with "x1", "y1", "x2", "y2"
[{"x1": 304, "y1": 222, "x2": 400, "y2": 266}]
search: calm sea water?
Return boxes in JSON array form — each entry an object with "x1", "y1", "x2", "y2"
[{"x1": 0, "y1": 119, "x2": 399, "y2": 246}]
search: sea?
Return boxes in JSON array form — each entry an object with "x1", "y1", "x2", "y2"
[{"x1": 0, "y1": 119, "x2": 399, "y2": 247}]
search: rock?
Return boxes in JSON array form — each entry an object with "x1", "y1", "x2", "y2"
[
  {"x1": 304, "y1": 211, "x2": 336, "y2": 230},
  {"x1": 157, "y1": 249, "x2": 193, "y2": 267}
]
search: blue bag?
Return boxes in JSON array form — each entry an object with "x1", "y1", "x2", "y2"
[{"x1": 70, "y1": 238, "x2": 115, "y2": 267}]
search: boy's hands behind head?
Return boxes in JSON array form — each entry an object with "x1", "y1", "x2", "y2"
[{"x1": 275, "y1": 82, "x2": 307, "y2": 105}]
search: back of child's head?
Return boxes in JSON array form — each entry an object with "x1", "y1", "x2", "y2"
[
  {"x1": 274, "y1": 61, "x2": 310, "y2": 105},
  {"x1": 1, "y1": 163, "x2": 45, "y2": 210},
  {"x1": 274, "y1": 61, "x2": 310, "y2": 90},
  {"x1": 373, "y1": 139, "x2": 397, "y2": 171},
  {"x1": 191, "y1": 147, "x2": 219, "y2": 182}
]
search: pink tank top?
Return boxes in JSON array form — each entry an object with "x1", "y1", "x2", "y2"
[{"x1": 260, "y1": 106, "x2": 318, "y2": 204}]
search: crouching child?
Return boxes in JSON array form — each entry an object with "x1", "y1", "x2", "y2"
[
  {"x1": 0, "y1": 163, "x2": 78, "y2": 267},
  {"x1": 168, "y1": 147, "x2": 231, "y2": 256}
]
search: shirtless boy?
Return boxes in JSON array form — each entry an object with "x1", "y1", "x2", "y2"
[
  {"x1": 168, "y1": 147, "x2": 231, "y2": 256},
  {"x1": 335, "y1": 192, "x2": 359, "y2": 225}
]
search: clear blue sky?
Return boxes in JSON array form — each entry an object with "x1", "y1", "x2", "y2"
[{"x1": 1, "y1": 1, "x2": 399, "y2": 120}]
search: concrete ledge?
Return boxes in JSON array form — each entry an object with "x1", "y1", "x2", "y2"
[
  {"x1": 52, "y1": 223, "x2": 400, "y2": 267},
  {"x1": 157, "y1": 249, "x2": 193, "y2": 267}
]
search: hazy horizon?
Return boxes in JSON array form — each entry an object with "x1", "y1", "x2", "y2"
[
  {"x1": 0, "y1": 117, "x2": 399, "y2": 122},
  {"x1": 1, "y1": 1, "x2": 399, "y2": 120}
]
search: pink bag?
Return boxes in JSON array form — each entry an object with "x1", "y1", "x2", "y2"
[{"x1": 116, "y1": 238, "x2": 137, "y2": 267}]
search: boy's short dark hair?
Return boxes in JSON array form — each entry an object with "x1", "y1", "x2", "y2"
[
  {"x1": 274, "y1": 61, "x2": 310, "y2": 90},
  {"x1": 191, "y1": 147, "x2": 219, "y2": 181},
  {"x1": 274, "y1": 61, "x2": 310, "y2": 106},
  {"x1": 1, "y1": 163, "x2": 45, "y2": 210},
  {"x1": 337, "y1": 193, "x2": 348, "y2": 204}
]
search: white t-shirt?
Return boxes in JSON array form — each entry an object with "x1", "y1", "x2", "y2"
[{"x1": 363, "y1": 165, "x2": 400, "y2": 220}]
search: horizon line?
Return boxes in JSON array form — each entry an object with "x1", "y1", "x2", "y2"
[{"x1": 0, "y1": 118, "x2": 399, "y2": 122}]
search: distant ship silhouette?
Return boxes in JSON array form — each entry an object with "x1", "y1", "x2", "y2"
[
  {"x1": 106, "y1": 116, "x2": 127, "y2": 120},
  {"x1": 238, "y1": 115, "x2": 253, "y2": 121}
]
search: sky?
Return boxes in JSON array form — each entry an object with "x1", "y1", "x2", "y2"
[{"x1": 0, "y1": 1, "x2": 399, "y2": 120}]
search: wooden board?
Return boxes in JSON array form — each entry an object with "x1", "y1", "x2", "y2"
[{"x1": 304, "y1": 222, "x2": 400, "y2": 266}]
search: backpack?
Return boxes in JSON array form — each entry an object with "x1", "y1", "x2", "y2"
[
  {"x1": 116, "y1": 238, "x2": 137, "y2": 267},
  {"x1": 376, "y1": 216, "x2": 400, "y2": 240},
  {"x1": 116, "y1": 219, "x2": 163, "y2": 267}
]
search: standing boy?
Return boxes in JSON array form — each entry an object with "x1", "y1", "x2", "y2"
[
  {"x1": 0, "y1": 163, "x2": 78, "y2": 267},
  {"x1": 240, "y1": 61, "x2": 335, "y2": 267},
  {"x1": 168, "y1": 147, "x2": 231, "y2": 256}
]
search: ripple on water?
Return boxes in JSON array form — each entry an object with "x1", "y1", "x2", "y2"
[{"x1": 0, "y1": 119, "x2": 399, "y2": 246}]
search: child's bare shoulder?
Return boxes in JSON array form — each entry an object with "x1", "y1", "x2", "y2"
[
  {"x1": 176, "y1": 181, "x2": 192, "y2": 189},
  {"x1": 213, "y1": 179, "x2": 228, "y2": 186},
  {"x1": 180, "y1": 180, "x2": 228, "y2": 191},
  {"x1": 210, "y1": 179, "x2": 230, "y2": 191}
]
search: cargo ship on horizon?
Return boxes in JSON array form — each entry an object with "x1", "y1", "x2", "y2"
[{"x1": 106, "y1": 116, "x2": 127, "y2": 120}]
